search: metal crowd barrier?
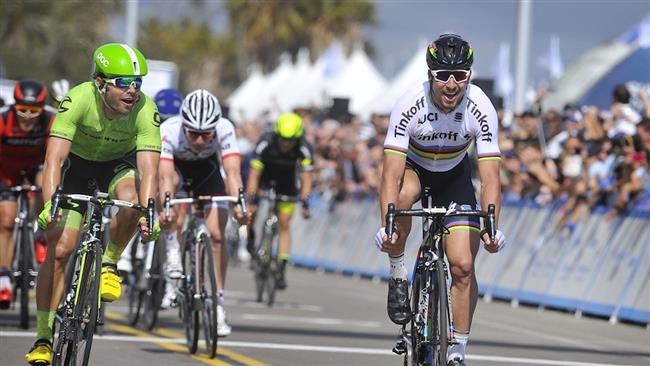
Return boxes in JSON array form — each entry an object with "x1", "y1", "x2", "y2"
[{"x1": 287, "y1": 195, "x2": 650, "y2": 325}]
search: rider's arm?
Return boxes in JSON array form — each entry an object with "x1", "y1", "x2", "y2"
[
  {"x1": 217, "y1": 118, "x2": 243, "y2": 197},
  {"x1": 42, "y1": 137, "x2": 72, "y2": 202},
  {"x1": 380, "y1": 95, "x2": 413, "y2": 227},
  {"x1": 470, "y1": 86, "x2": 502, "y2": 224},
  {"x1": 158, "y1": 159, "x2": 176, "y2": 203},
  {"x1": 135, "y1": 99, "x2": 162, "y2": 205},
  {"x1": 246, "y1": 136, "x2": 268, "y2": 199},
  {"x1": 136, "y1": 151, "x2": 159, "y2": 206},
  {"x1": 298, "y1": 140, "x2": 314, "y2": 203}
]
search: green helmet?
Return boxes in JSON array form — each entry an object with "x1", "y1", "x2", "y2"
[
  {"x1": 275, "y1": 112, "x2": 304, "y2": 139},
  {"x1": 92, "y1": 43, "x2": 148, "y2": 77}
]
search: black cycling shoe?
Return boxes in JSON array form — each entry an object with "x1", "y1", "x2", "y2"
[
  {"x1": 447, "y1": 357, "x2": 467, "y2": 366},
  {"x1": 387, "y1": 278, "x2": 411, "y2": 325}
]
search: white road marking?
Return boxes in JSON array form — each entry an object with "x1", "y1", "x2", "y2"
[
  {"x1": 1, "y1": 331, "x2": 643, "y2": 366},
  {"x1": 240, "y1": 313, "x2": 382, "y2": 327}
]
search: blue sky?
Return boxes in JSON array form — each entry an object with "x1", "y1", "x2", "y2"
[{"x1": 132, "y1": 0, "x2": 650, "y2": 84}]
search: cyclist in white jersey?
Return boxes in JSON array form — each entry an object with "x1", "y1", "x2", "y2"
[
  {"x1": 376, "y1": 34, "x2": 507, "y2": 366},
  {"x1": 158, "y1": 89, "x2": 247, "y2": 337}
]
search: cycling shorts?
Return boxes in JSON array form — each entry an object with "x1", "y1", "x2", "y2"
[
  {"x1": 260, "y1": 172, "x2": 298, "y2": 214},
  {"x1": 59, "y1": 153, "x2": 137, "y2": 214},
  {"x1": 174, "y1": 156, "x2": 227, "y2": 209},
  {"x1": 406, "y1": 155, "x2": 480, "y2": 233}
]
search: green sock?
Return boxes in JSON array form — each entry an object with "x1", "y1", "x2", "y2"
[
  {"x1": 278, "y1": 253, "x2": 290, "y2": 262},
  {"x1": 102, "y1": 240, "x2": 124, "y2": 265},
  {"x1": 36, "y1": 310, "x2": 55, "y2": 343}
]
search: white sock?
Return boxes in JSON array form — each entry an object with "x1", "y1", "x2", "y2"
[
  {"x1": 388, "y1": 253, "x2": 408, "y2": 280},
  {"x1": 217, "y1": 291, "x2": 225, "y2": 306},
  {"x1": 448, "y1": 330, "x2": 469, "y2": 361}
]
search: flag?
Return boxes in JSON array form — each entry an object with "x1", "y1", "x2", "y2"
[
  {"x1": 491, "y1": 42, "x2": 514, "y2": 108},
  {"x1": 538, "y1": 35, "x2": 564, "y2": 80}
]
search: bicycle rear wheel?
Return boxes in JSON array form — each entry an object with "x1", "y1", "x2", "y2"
[
  {"x1": 143, "y1": 238, "x2": 165, "y2": 330},
  {"x1": 199, "y1": 233, "x2": 218, "y2": 358},
  {"x1": 181, "y1": 239, "x2": 199, "y2": 354}
]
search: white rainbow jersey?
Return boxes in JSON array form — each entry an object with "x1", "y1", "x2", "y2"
[{"x1": 384, "y1": 82, "x2": 501, "y2": 172}]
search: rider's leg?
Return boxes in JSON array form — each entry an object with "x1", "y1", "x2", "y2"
[
  {"x1": 0, "y1": 200, "x2": 17, "y2": 307},
  {"x1": 100, "y1": 172, "x2": 139, "y2": 302},
  {"x1": 33, "y1": 210, "x2": 82, "y2": 342},
  {"x1": 206, "y1": 205, "x2": 229, "y2": 292},
  {"x1": 385, "y1": 169, "x2": 421, "y2": 325},
  {"x1": 276, "y1": 204, "x2": 295, "y2": 289},
  {"x1": 0, "y1": 200, "x2": 17, "y2": 269},
  {"x1": 444, "y1": 228, "x2": 480, "y2": 361},
  {"x1": 206, "y1": 205, "x2": 231, "y2": 336}
]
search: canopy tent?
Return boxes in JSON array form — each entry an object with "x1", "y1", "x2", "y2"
[
  {"x1": 579, "y1": 47, "x2": 650, "y2": 109},
  {"x1": 541, "y1": 42, "x2": 633, "y2": 111},
  {"x1": 275, "y1": 48, "x2": 315, "y2": 112},
  {"x1": 227, "y1": 64, "x2": 265, "y2": 122},
  {"x1": 327, "y1": 46, "x2": 387, "y2": 116},
  {"x1": 542, "y1": 12, "x2": 650, "y2": 111},
  {"x1": 253, "y1": 53, "x2": 295, "y2": 118},
  {"x1": 365, "y1": 43, "x2": 427, "y2": 114}
]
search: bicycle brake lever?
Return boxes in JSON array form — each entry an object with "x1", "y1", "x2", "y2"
[
  {"x1": 386, "y1": 203, "x2": 396, "y2": 241},
  {"x1": 486, "y1": 204, "x2": 496, "y2": 241},
  {"x1": 238, "y1": 187, "x2": 248, "y2": 215},
  {"x1": 164, "y1": 192, "x2": 171, "y2": 219},
  {"x1": 147, "y1": 198, "x2": 155, "y2": 235},
  {"x1": 50, "y1": 186, "x2": 63, "y2": 220}
]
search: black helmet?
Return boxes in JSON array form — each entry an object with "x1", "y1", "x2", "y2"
[
  {"x1": 14, "y1": 80, "x2": 47, "y2": 107},
  {"x1": 426, "y1": 34, "x2": 474, "y2": 70}
]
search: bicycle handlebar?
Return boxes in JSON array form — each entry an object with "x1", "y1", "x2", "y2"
[
  {"x1": 50, "y1": 186, "x2": 155, "y2": 234},
  {"x1": 3, "y1": 185, "x2": 41, "y2": 194},
  {"x1": 385, "y1": 203, "x2": 497, "y2": 242},
  {"x1": 163, "y1": 187, "x2": 248, "y2": 215}
]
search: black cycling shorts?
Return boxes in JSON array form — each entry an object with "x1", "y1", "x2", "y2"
[
  {"x1": 406, "y1": 155, "x2": 480, "y2": 231},
  {"x1": 260, "y1": 171, "x2": 298, "y2": 197},
  {"x1": 59, "y1": 152, "x2": 137, "y2": 214},
  {"x1": 174, "y1": 156, "x2": 226, "y2": 197}
]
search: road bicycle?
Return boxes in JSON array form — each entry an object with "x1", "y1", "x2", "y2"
[
  {"x1": 50, "y1": 187, "x2": 154, "y2": 366},
  {"x1": 3, "y1": 184, "x2": 40, "y2": 328},
  {"x1": 389, "y1": 193, "x2": 496, "y2": 366},
  {"x1": 251, "y1": 187, "x2": 298, "y2": 307},
  {"x1": 125, "y1": 231, "x2": 166, "y2": 330},
  {"x1": 163, "y1": 188, "x2": 246, "y2": 358}
]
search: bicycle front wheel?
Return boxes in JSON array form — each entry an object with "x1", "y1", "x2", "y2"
[
  {"x1": 199, "y1": 233, "x2": 218, "y2": 358},
  {"x1": 409, "y1": 267, "x2": 423, "y2": 366},
  {"x1": 143, "y1": 238, "x2": 166, "y2": 330},
  {"x1": 18, "y1": 223, "x2": 33, "y2": 329},
  {"x1": 433, "y1": 258, "x2": 449, "y2": 366},
  {"x1": 181, "y1": 239, "x2": 199, "y2": 354}
]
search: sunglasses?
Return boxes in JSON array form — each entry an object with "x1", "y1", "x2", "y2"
[
  {"x1": 186, "y1": 130, "x2": 215, "y2": 140},
  {"x1": 15, "y1": 105, "x2": 43, "y2": 119},
  {"x1": 103, "y1": 76, "x2": 143, "y2": 90},
  {"x1": 430, "y1": 69, "x2": 471, "y2": 84}
]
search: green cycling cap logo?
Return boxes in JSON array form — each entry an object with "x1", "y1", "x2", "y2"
[
  {"x1": 58, "y1": 96, "x2": 72, "y2": 113},
  {"x1": 96, "y1": 52, "x2": 110, "y2": 67}
]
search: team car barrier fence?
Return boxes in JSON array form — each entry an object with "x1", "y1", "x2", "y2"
[{"x1": 286, "y1": 195, "x2": 650, "y2": 325}]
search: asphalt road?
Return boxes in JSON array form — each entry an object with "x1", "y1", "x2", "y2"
[{"x1": 1, "y1": 263, "x2": 649, "y2": 366}]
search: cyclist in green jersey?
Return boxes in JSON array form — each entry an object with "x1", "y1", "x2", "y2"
[{"x1": 25, "y1": 43, "x2": 161, "y2": 366}]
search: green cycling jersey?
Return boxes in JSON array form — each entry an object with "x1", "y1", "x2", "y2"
[{"x1": 50, "y1": 81, "x2": 161, "y2": 161}]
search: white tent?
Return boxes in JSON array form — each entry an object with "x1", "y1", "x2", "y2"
[
  {"x1": 252, "y1": 53, "x2": 295, "y2": 118},
  {"x1": 365, "y1": 43, "x2": 427, "y2": 114},
  {"x1": 227, "y1": 64, "x2": 265, "y2": 122},
  {"x1": 327, "y1": 46, "x2": 387, "y2": 116},
  {"x1": 275, "y1": 48, "x2": 316, "y2": 112}
]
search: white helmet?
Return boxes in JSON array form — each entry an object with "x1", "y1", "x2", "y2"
[{"x1": 181, "y1": 89, "x2": 222, "y2": 132}]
